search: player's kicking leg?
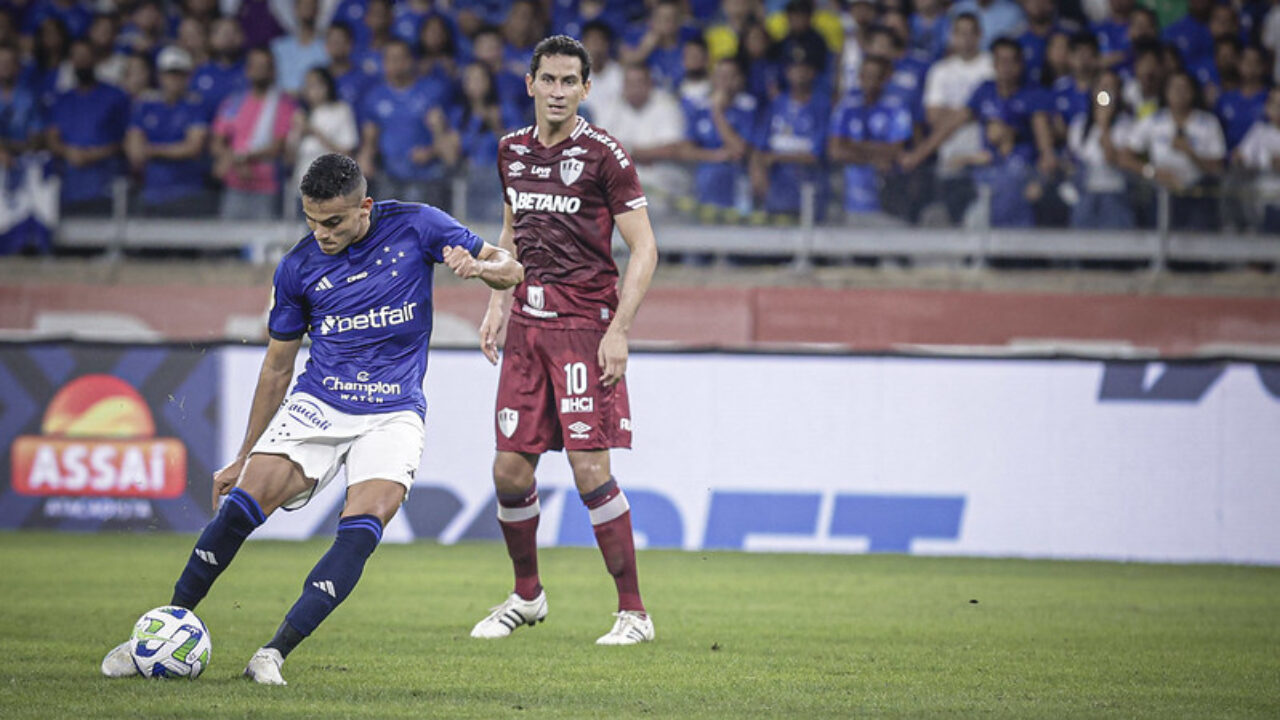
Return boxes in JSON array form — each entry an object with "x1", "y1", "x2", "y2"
[
  {"x1": 101, "y1": 454, "x2": 311, "y2": 677},
  {"x1": 244, "y1": 478, "x2": 404, "y2": 685},
  {"x1": 568, "y1": 451, "x2": 653, "y2": 646},
  {"x1": 471, "y1": 450, "x2": 550, "y2": 638}
]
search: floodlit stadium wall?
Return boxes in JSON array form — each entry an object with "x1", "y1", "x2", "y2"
[{"x1": 3, "y1": 341, "x2": 1279, "y2": 566}]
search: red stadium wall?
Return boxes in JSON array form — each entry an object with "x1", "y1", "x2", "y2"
[{"x1": 2, "y1": 283, "x2": 1280, "y2": 355}]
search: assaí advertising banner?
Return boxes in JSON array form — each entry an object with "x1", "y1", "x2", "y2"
[{"x1": 0, "y1": 343, "x2": 218, "y2": 531}]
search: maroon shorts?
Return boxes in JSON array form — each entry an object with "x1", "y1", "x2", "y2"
[{"x1": 494, "y1": 319, "x2": 632, "y2": 453}]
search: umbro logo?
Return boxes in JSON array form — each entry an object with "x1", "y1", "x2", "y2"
[
  {"x1": 315, "y1": 276, "x2": 334, "y2": 292},
  {"x1": 568, "y1": 421, "x2": 592, "y2": 439},
  {"x1": 508, "y1": 160, "x2": 526, "y2": 177},
  {"x1": 195, "y1": 549, "x2": 218, "y2": 566},
  {"x1": 312, "y1": 580, "x2": 337, "y2": 598}
]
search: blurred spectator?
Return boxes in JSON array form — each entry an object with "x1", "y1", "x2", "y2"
[
  {"x1": 621, "y1": 0, "x2": 692, "y2": 91},
  {"x1": 1052, "y1": 34, "x2": 1101, "y2": 138},
  {"x1": 949, "y1": 0, "x2": 1027, "y2": 51},
  {"x1": 1092, "y1": 0, "x2": 1134, "y2": 59},
  {"x1": 1121, "y1": 70, "x2": 1225, "y2": 231},
  {"x1": 1208, "y1": 4, "x2": 1242, "y2": 46},
  {"x1": 125, "y1": 46, "x2": 214, "y2": 216},
  {"x1": 0, "y1": 44, "x2": 43, "y2": 166},
  {"x1": 1066, "y1": 70, "x2": 1135, "y2": 228},
  {"x1": 357, "y1": 0, "x2": 396, "y2": 56},
  {"x1": 232, "y1": 0, "x2": 288, "y2": 50},
  {"x1": 828, "y1": 54, "x2": 913, "y2": 224},
  {"x1": 22, "y1": 0, "x2": 92, "y2": 41},
  {"x1": 957, "y1": 38, "x2": 1054, "y2": 227},
  {"x1": 677, "y1": 56, "x2": 759, "y2": 212},
  {"x1": 751, "y1": 44, "x2": 827, "y2": 218},
  {"x1": 449, "y1": 62, "x2": 522, "y2": 222},
  {"x1": 118, "y1": 1, "x2": 169, "y2": 58},
  {"x1": 46, "y1": 38, "x2": 130, "y2": 215},
  {"x1": 1217, "y1": 44, "x2": 1270, "y2": 152},
  {"x1": 909, "y1": 0, "x2": 950, "y2": 61},
  {"x1": 863, "y1": 24, "x2": 926, "y2": 118},
  {"x1": 287, "y1": 67, "x2": 358, "y2": 206},
  {"x1": 29, "y1": 17, "x2": 71, "y2": 103},
  {"x1": 1123, "y1": 41, "x2": 1164, "y2": 119},
  {"x1": 176, "y1": 16, "x2": 211, "y2": 68},
  {"x1": 773, "y1": 0, "x2": 831, "y2": 83},
  {"x1": 325, "y1": 22, "x2": 379, "y2": 113},
  {"x1": 1018, "y1": 0, "x2": 1076, "y2": 86},
  {"x1": 705, "y1": 0, "x2": 761, "y2": 62},
  {"x1": 679, "y1": 35, "x2": 711, "y2": 101},
  {"x1": 393, "y1": 0, "x2": 437, "y2": 45},
  {"x1": 581, "y1": 19, "x2": 623, "y2": 115},
  {"x1": 86, "y1": 13, "x2": 127, "y2": 87},
  {"x1": 1194, "y1": 34, "x2": 1240, "y2": 108},
  {"x1": 211, "y1": 47, "x2": 297, "y2": 219},
  {"x1": 120, "y1": 52, "x2": 154, "y2": 99},
  {"x1": 593, "y1": 62, "x2": 687, "y2": 194},
  {"x1": 501, "y1": 0, "x2": 545, "y2": 77},
  {"x1": 838, "y1": 0, "x2": 880, "y2": 95},
  {"x1": 1235, "y1": 87, "x2": 1280, "y2": 232},
  {"x1": 416, "y1": 13, "x2": 458, "y2": 85},
  {"x1": 1163, "y1": 0, "x2": 1214, "y2": 68},
  {"x1": 901, "y1": 12, "x2": 992, "y2": 224},
  {"x1": 1264, "y1": 1, "x2": 1280, "y2": 83},
  {"x1": 738, "y1": 20, "x2": 782, "y2": 102},
  {"x1": 471, "y1": 24, "x2": 530, "y2": 119},
  {"x1": 271, "y1": 0, "x2": 329, "y2": 94},
  {"x1": 358, "y1": 39, "x2": 450, "y2": 208},
  {"x1": 192, "y1": 18, "x2": 247, "y2": 120},
  {"x1": 183, "y1": 0, "x2": 220, "y2": 25}
]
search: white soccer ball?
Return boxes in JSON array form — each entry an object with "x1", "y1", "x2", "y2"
[{"x1": 129, "y1": 605, "x2": 212, "y2": 679}]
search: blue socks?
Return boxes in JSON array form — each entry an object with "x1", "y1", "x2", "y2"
[
  {"x1": 171, "y1": 488, "x2": 266, "y2": 609},
  {"x1": 268, "y1": 514, "x2": 383, "y2": 658}
]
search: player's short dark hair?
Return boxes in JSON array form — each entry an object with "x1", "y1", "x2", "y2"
[
  {"x1": 530, "y1": 34, "x2": 591, "y2": 82},
  {"x1": 300, "y1": 153, "x2": 366, "y2": 201}
]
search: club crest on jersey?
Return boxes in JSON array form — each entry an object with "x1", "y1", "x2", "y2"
[
  {"x1": 560, "y1": 158, "x2": 584, "y2": 186},
  {"x1": 526, "y1": 285, "x2": 545, "y2": 309},
  {"x1": 497, "y1": 407, "x2": 519, "y2": 438}
]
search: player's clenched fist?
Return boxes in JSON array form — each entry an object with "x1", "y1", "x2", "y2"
[
  {"x1": 443, "y1": 245, "x2": 480, "y2": 279},
  {"x1": 211, "y1": 456, "x2": 245, "y2": 510}
]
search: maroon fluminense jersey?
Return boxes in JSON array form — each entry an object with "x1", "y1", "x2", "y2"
[{"x1": 498, "y1": 116, "x2": 648, "y2": 330}]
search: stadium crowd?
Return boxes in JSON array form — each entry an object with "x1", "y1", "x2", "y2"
[{"x1": 5, "y1": 0, "x2": 1280, "y2": 245}]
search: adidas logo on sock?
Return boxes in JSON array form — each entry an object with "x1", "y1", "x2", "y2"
[
  {"x1": 312, "y1": 580, "x2": 336, "y2": 598},
  {"x1": 195, "y1": 549, "x2": 218, "y2": 566}
]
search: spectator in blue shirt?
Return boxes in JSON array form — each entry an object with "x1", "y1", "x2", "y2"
[
  {"x1": 1052, "y1": 34, "x2": 1101, "y2": 138},
  {"x1": 737, "y1": 20, "x2": 783, "y2": 104},
  {"x1": 191, "y1": 17, "x2": 246, "y2": 121},
  {"x1": 678, "y1": 56, "x2": 761, "y2": 212},
  {"x1": 751, "y1": 43, "x2": 828, "y2": 218},
  {"x1": 270, "y1": 0, "x2": 328, "y2": 94},
  {"x1": 960, "y1": 38, "x2": 1055, "y2": 227},
  {"x1": 22, "y1": 0, "x2": 92, "y2": 40},
  {"x1": 471, "y1": 24, "x2": 531, "y2": 120},
  {"x1": 1194, "y1": 34, "x2": 1242, "y2": 109},
  {"x1": 909, "y1": 0, "x2": 950, "y2": 61},
  {"x1": 1217, "y1": 43, "x2": 1270, "y2": 151},
  {"x1": 1094, "y1": 0, "x2": 1135, "y2": 73},
  {"x1": 863, "y1": 23, "x2": 928, "y2": 122},
  {"x1": 46, "y1": 38, "x2": 130, "y2": 215},
  {"x1": 446, "y1": 61, "x2": 522, "y2": 222},
  {"x1": 500, "y1": 0, "x2": 545, "y2": 77},
  {"x1": 0, "y1": 44, "x2": 44, "y2": 165},
  {"x1": 1163, "y1": 0, "x2": 1214, "y2": 68},
  {"x1": 416, "y1": 13, "x2": 459, "y2": 90},
  {"x1": 354, "y1": 0, "x2": 395, "y2": 57},
  {"x1": 325, "y1": 22, "x2": 378, "y2": 122},
  {"x1": 828, "y1": 54, "x2": 914, "y2": 223},
  {"x1": 27, "y1": 17, "x2": 71, "y2": 110},
  {"x1": 358, "y1": 39, "x2": 450, "y2": 209},
  {"x1": 1018, "y1": 0, "x2": 1077, "y2": 86},
  {"x1": 620, "y1": 0, "x2": 693, "y2": 91},
  {"x1": 125, "y1": 46, "x2": 214, "y2": 216}
]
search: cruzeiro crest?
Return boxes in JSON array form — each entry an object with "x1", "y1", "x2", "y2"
[{"x1": 559, "y1": 158, "x2": 584, "y2": 186}]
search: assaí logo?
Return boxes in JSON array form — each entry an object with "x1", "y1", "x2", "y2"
[
  {"x1": 319, "y1": 301, "x2": 418, "y2": 336},
  {"x1": 10, "y1": 375, "x2": 186, "y2": 498}
]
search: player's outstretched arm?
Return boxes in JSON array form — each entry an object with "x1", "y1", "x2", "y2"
[
  {"x1": 598, "y1": 207, "x2": 658, "y2": 386},
  {"x1": 211, "y1": 337, "x2": 300, "y2": 509},
  {"x1": 442, "y1": 242, "x2": 523, "y2": 290}
]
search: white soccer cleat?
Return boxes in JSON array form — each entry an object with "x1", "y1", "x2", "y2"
[
  {"x1": 243, "y1": 648, "x2": 287, "y2": 686},
  {"x1": 101, "y1": 640, "x2": 140, "y2": 678},
  {"x1": 469, "y1": 591, "x2": 548, "y2": 639},
  {"x1": 595, "y1": 611, "x2": 654, "y2": 646}
]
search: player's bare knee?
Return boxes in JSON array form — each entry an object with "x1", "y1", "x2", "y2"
[
  {"x1": 567, "y1": 451, "x2": 611, "y2": 493},
  {"x1": 492, "y1": 452, "x2": 537, "y2": 494},
  {"x1": 239, "y1": 453, "x2": 311, "y2": 515}
]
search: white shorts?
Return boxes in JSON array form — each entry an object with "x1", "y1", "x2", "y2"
[{"x1": 249, "y1": 393, "x2": 425, "y2": 511}]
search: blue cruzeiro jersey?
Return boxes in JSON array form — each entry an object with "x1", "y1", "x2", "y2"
[{"x1": 268, "y1": 200, "x2": 483, "y2": 417}]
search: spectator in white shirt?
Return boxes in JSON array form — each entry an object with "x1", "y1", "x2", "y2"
[
  {"x1": 287, "y1": 66, "x2": 357, "y2": 210},
  {"x1": 1121, "y1": 70, "x2": 1226, "y2": 230},
  {"x1": 1067, "y1": 70, "x2": 1136, "y2": 228},
  {"x1": 592, "y1": 62, "x2": 689, "y2": 198},
  {"x1": 1234, "y1": 87, "x2": 1280, "y2": 233},
  {"x1": 901, "y1": 12, "x2": 993, "y2": 223}
]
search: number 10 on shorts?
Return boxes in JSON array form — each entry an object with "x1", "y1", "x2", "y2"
[{"x1": 561, "y1": 362, "x2": 593, "y2": 414}]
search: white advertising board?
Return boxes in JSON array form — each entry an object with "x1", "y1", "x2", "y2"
[{"x1": 220, "y1": 348, "x2": 1280, "y2": 564}]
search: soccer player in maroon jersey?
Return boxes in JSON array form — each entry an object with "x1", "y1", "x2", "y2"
[{"x1": 469, "y1": 35, "x2": 659, "y2": 645}]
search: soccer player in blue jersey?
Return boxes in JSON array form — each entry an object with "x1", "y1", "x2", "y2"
[{"x1": 101, "y1": 153, "x2": 523, "y2": 685}]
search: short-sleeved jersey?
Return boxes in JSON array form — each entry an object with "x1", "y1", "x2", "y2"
[
  {"x1": 831, "y1": 89, "x2": 913, "y2": 213},
  {"x1": 497, "y1": 116, "x2": 647, "y2": 331},
  {"x1": 267, "y1": 201, "x2": 483, "y2": 417},
  {"x1": 967, "y1": 80, "x2": 1050, "y2": 164}
]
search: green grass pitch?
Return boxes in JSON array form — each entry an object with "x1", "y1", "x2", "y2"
[{"x1": 1, "y1": 532, "x2": 1277, "y2": 719}]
